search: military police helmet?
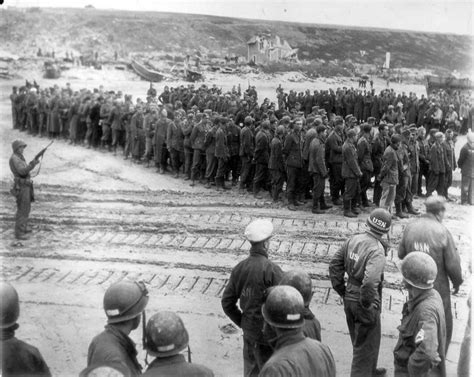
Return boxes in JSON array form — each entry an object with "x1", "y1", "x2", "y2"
[
  {"x1": 0, "y1": 282, "x2": 20, "y2": 329},
  {"x1": 425, "y1": 195, "x2": 446, "y2": 214},
  {"x1": 366, "y1": 208, "x2": 392, "y2": 234},
  {"x1": 103, "y1": 281, "x2": 149, "y2": 324},
  {"x1": 262, "y1": 285, "x2": 305, "y2": 329},
  {"x1": 280, "y1": 270, "x2": 313, "y2": 305},
  {"x1": 400, "y1": 252, "x2": 437, "y2": 290},
  {"x1": 145, "y1": 311, "x2": 189, "y2": 357}
]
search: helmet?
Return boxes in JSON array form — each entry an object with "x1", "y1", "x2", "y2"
[
  {"x1": 145, "y1": 311, "x2": 189, "y2": 357},
  {"x1": 103, "y1": 281, "x2": 149, "y2": 324},
  {"x1": 262, "y1": 285, "x2": 304, "y2": 329},
  {"x1": 244, "y1": 116, "x2": 253, "y2": 125},
  {"x1": 366, "y1": 208, "x2": 392, "y2": 234},
  {"x1": 280, "y1": 270, "x2": 313, "y2": 305},
  {"x1": 79, "y1": 362, "x2": 129, "y2": 377},
  {"x1": 11, "y1": 140, "x2": 27, "y2": 152},
  {"x1": 0, "y1": 282, "x2": 20, "y2": 329},
  {"x1": 425, "y1": 196, "x2": 446, "y2": 214},
  {"x1": 244, "y1": 218, "x2": 273, "y2": 243},
  {"x1": 400, "y1": 252, "x2": 437, "y2": 289}
]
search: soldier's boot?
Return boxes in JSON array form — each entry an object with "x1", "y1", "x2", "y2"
[
  {"x1": 395, "y1": 203, "x2": 409, "y2": 218},
  {"x1": 312, "y1": 201, "x2": 324, "y2": 214},
  {"x1": 320, "y1": 197, "x2": 333, "y2": 210},
  {"x1": 343, "y1": 200, "x2": 357, "y2": 218},
  {"x1": 189, "y1": 179, "x2": 195, "y2": 187},
  {"x1": 205, "y1": 180, "x2": 212, "y2": 189},
  {"x1": 406, "y1": 202, "x2": 420, "y2": 215},
  {"x1": 216, "y1": 178, "x2": 223, "y2": 192},
  {"x1": 351, "y1": 199, "x2": 360, "y2": 215}
]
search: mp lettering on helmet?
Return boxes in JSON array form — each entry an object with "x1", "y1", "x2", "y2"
[{"x1": 370, "y1": 216, "x2": 386, "y2": 228}]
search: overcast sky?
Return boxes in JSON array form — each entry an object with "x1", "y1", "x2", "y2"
[{"x1": 7, "y1": 0, "x2": 474, "y2": 35}]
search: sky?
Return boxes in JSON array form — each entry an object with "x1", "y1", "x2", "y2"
[{"x1": 6, "y1": 0, "x2": 474, "y2": 36}]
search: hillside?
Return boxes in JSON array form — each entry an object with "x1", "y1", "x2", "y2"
[{"x1": 0, "y1": 7, "x2": 472, "y2": 74}]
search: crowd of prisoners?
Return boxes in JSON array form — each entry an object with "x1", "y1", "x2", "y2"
[{"x1": 9, "y1": 81, "x2": 474, "y2": 213}]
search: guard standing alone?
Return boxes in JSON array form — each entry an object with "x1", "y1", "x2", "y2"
[{"x1": 9, "y1": 140, "x2": 40, "y2": 240}]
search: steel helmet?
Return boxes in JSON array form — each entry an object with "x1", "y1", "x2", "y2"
[
  {"x1": 244, "y1": 218, "x2": 273, "y2": 243},
  {"x1": 400, "y1": 252, "x2": 438, "y2": 290},
  {"x1": 366, "y1": 208, "x2": 392, "y2": 234},
  {"x1": 145, "y1": 311, "x2": 189, "y2": 357},
  {"x1": 0, "y1": 282, "x2": 20, "y2": 329},
  {"x1": 262, "y1": 285, "x2": 305, "y2": 329},
  {"x1": 425, "y1": 195, "x2": 446, "y2": 214},
  {"x1": 79, "y1": 362, "x2": 129, "y2": 377},
  {"x1": 103, "y1": 281, "x2": 149, "y2": 324},
  {"x1": 280, "y1": 270, "x2": 313, "y2": 305},
  {"x1": 11, "y1": 140, "x2": 27, "y2": 153}
]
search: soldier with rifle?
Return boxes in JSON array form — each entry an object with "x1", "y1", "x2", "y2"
[{"x1": 9, "y1": 139, "x2": 52, "y2": 240}]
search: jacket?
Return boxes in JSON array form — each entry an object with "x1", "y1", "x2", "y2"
[
  {"x1": 302, "y1": 128, "x2": 317, "y2": 161},
  {"x1": 443, "y1": 140, "x2": 456, "y2": 171},
  {"x1": 398, "y1": 213, "x2": 463, "y2": 316},
  {"x1": 227, "y1": 122, "x2": 241, "y2": 157},
  {"x1": 457, "y1": 142, "x2": 474, "y2": 177},
  {"x1": 190, "y1": 121, "x2": 207, "y2": 151},
  {"x1": 372, "y1": 134, "x2": 388, "y2": 175},
  {"x1": 214, "y1": 127, "x2": 229, "y2": 159},
  {"x1": 429, "y1": 143, "x2": 446, "y2": 174},
  {"x1": 254, "y1": 130, "x2": 270, "y2": 164},
  {"x1": 341, "y1": 140, "x2": 362, "y2": 178},
  {"x1": 9, "y1": 152, "x2": 35, "y2": 181},
  {"x1": 329, "y1": 231, "x2": 386, "y2": 308},
  {"x1": 142, "y1": 354, "x2": 214, "y2": 377},
  {"x1": 221, "y1": 244, "x2": 283, "y2": 343},
  {"x1": 326, "y1": 130, "x2": 344, "y2": 164},
  {"x1": 1, "y1": 329, "x2": 51, "y2": 377},
  {"x1": 166, "y1": 120, "x2": 184, "y2": 151},
  {"x1": 268, "y1": 136, "x2": 285, "y2": 172},
  {"x1": 357, "y1": 135, "x2": 373, "y2": 172},
  {"x1": 239, "y1": 126, "x2": 254, "y2": 158},
  {"x1": 87, "y1": 325, "x2": 142, "y2": 377},
  {"x1": 308, "y1": 136, "x2": 328, "y2": 176},
  {"x1": 283, "y1": 132, "x2": 303, "y2": 168},
  {"x1": 408, "y1": 139, "x2": 420, "y2": 174},
  {"x1": 397, "y1": 140, "x2": 411, "y2": 177},
  {"x1": 380, "y1": 145, "x2": 399, "y2": 185},
  {"x1": 259, "y1": 330, "x2": 336, "y2": 377},
  {"x1": 393, "y1": 289, "x2": 446, "y2": 377}
]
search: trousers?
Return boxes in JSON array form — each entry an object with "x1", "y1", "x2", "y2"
[
  {"x1": 344, "y1": 299, "x2": 381, "y2": 377},
  {"x1": 15, "y1": 185, "x2": 32, "y2": 237},
  {"x1": 243, "y1": 338, "x2": 272, "y2": 377}
]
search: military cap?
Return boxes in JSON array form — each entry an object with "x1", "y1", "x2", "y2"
[
  {"x1": 435, "y1": 132, "x2": 444, "y2": 139},
  {"x1": 316, "y1": 125, "x2": 326, "y2": 134},
  {"x1": 347, "y1": 129, "x2": 357, "y2": 138},
  {"x1": 244, "y1": 116, "x2": 253, "y2": 125},
  {"x1": 281, "y1": 116, "x2": 291, "y2": 124},
  {"x1": 311, "y1": 106, "x2": 319, "y2": 112},
  {"x1": 425, "y1": 195, "x2": 446, "y2": 213},
  {"x1": 334, "y1": 117, "x2": 344, "y2": 126},
  {"x1": 391, "y1": 134, "x2": 401, "y2": 144},
  {"x1": 362, "y1": 123, "x2": 372, "y2": 133},
  {"x1": 244, "y1": 219, "x2": 273, "y2": 243},
  {"x1": 345, "y1": 114, "x2": 353, "y2": 122},
  {"x1": 367, "y1": 117, "x2": 376, "y2": 123}
]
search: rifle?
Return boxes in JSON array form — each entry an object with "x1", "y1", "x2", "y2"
[{"x1": 34, "y1": 140, "x2": 54, "y2": 161}]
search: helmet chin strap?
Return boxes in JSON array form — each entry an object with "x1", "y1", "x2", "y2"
[
  {"x1": 187, "y1": 345, "x2": 192, "y2": 363},
  {"x1": 142, "y1": 311, "x2": 148, "y2": 366}
]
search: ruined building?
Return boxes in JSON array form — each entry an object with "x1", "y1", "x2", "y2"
[{"x1": 247, "y1": 34, "x2": 298, "y2": 64}]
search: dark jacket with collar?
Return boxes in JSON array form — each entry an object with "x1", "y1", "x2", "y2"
[
  {"x1": 87, "y1": 325, "x2": 142, "y2": 377},
  {"x1": 221, "y1": 244, "x2": 283, "y2": 343},
  {"x1": 259, "y1": 330, "x2": 336, "y2": 377}
]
